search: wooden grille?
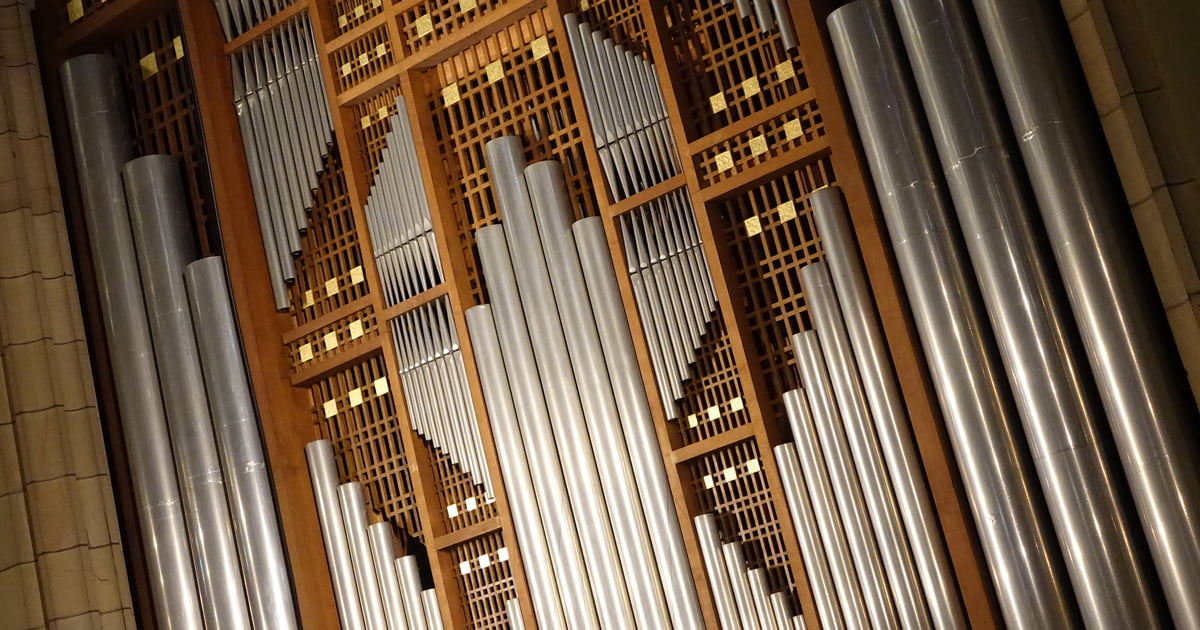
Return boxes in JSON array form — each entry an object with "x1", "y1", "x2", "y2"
[
  {"x1": 313, "y1": 355, "x2": 423, "y2": 540},
  {"x1": 570, "y1": 0, "x2": 650, "y2": 57},
  {"x1": 430, "y1": 449, "x2": 497, "y2": 534},
  {"x1": 695, "y1": 98, "x2": 825, "y2": 188},
  {"x1": 657, "y1": 0, "x2": 808, "y2": 140},
  {"x1": 54, "y1": 0, "x2": 107, "y2": 33},
  {"x1": 712, "y1": 155, "x2": 834, "y2": 420},
  {"x1": 287, "y1": 304, "x2": 379, "y2": 374},
  {"x1": 688, "y1": 438, "x2": 797, "y2": 597},
  {"x1": 397, "y1": 0, "x2": 508, "y2": 58},
  {"x1": 673, "y1": 313, "x2": 753, "y2": 446},
  {"x1": 329, "y1": 0, "x2": 386, "y2": 37},
  {"x1": 449, "y1": 532, "x2": 518, "y2": 630},
  {"x1": 330, "y1": 24, "x2": 395, "y2": 93},
  {"x1": 421, "y1": 9, "x2": 599, "y2": 304},
  {"x1": 289, "y1": 149, "x2": 371, "y2": 325},
  {"x1": 109, "y1": 9, "x2": 220, "y2": 256},
  {"x1": 353, "y1": 83, "x2": 404, "y2": 188}
]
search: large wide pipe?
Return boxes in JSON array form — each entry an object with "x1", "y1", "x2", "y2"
[
  {"x1": 526, "y1": 160, "x2": 668, "y2": 628},
  {"x1": 827, "y1": 4, "x2": 1075, "y2": 627},
  {"x1": 888, "y1": 0, "x2": 1161, "y2": 626},
  {"x1": 971, "y1": 2, "x2": 1200, "y2": 626},
  {"x1": 339, "y1": 483, "x2": 389, "y2": 630},
  {"x1": 305, "y1": 440, "x2": 366, "y2": 630},
  {"x1": 474, "y1": 225, "x2": 599, "y2": 629},
  {"x1": 186, "y1": 257, "x2": 298, "y2": 629},
  {"x1": 421, "y1": 590, "x2": 444, "y2": 630},
  {"x1": 507, "y1": 598, "x2": 527, "y2": 630},
  {"x1": 694, "y1": 513, "x2": 744, "y2": 630},
  {"x1": 801, "y1": 262, "x2": 931, "y2": 630},
  {"x1": 367, "y1": 523, "x2": 410, "y2": 630},
  {"x1": 792, "y1": 331, "x2": 896, "y2": 629},
  {"x1": 125, "y1": 156, "x2": 251, "y2": 630},
  {"x1": 396, "y1": 556, "x2": 429, "y2": 630},
  {"x1": 774, "y1": 441, "x2": 846, "y2": 630},
  {"x1": 465, "y1": 305, "x2": 568, "y2": 628},
  {"x1": 721, "y1": 542, "x2": 761, "y2": 630},
  {"x1": 60, "y1": 53, "x2": 204, "y2": 630},
  {"x1": 574, "y1": 216, "x2": 706, "y2": 629},
  {"x1": 810, "y1": 186, "x2": 965, "y2": 630},
  {"x1": 484, "y1": 137, "x2": 633, "y2": 627}
]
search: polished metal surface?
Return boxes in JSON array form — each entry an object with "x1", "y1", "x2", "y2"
[
  {"x1": 485, "y1": 137, "x2": 633, "y2": 627},
  {"x1": 367, "y1": 523, "x2": 410, "y2": 630},
  {"x1": 60, "y1": 54, "x2": 204, "y2": 630},
  {"x1": 125, "y1": 156, "x2": 251, "y2": 630},
  {"x1": 721, "y1": 542, "x2": 761, "y2": 630},
  {"x1": 475, "y1": 225, "x2": 599, "y2": 629},
  {"x1": 185, "y1": 257, "x2": 298, "y2": 630},
  {"x1": 338, "y1": 483, "x2": 389, "y2": 630},
  {"x1": 304, "y1": 440, "x2": 366, "y2": 630},
  {"x1": 465, "y1": 305, "x2": 567, "y2": 628},
  {"x1": 888, "y1": 0, "x2": 1160, "y2": 626},
  {"x1": 574, "y1": 216, "x2": 706, "y2": 630},
  {"x1": 801, "y1": 262, "x2": 930, "y2": 630},
  {"x1": 694, "y1": 513, "x2": 744, "y2": 630},
  {"x1": 828, "y1": 4, "x2": 1075, "y2": 627},
  {"x1": 971, "y1": 1, "x2": 1200, "y2": 626},
  {"x1": 747, "y1": 569, "x2": 778, "y2": 630},
  {"x1": 421, "y1": 590, "x2": 444, "y2": 630},
  {"x1": 507, "y1": 598, "x2": 527, "y2": 630},
  {"x1": 396, "y1": 556, "x2": 429, "y2": 630},
  {"x1": 770, "y1": 593, "x2": 794, "y2": 630},
  {"x1": 774, "y1": 441, "x2": 845, "y2": 630},
  {"x1": 811, "y1": 187, "x2": 964, "y2": 630},
  {"x1": 793, "y1": 331, "x2": 896, "y2": 629}
]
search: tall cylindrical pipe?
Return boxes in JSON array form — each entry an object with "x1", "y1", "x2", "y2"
[
  {"x1": 827, "y1": 4, "x2": 1075, "y2": 627},
  {"x1": 801, "y1": 262, "x2": 931, "y2": 630},
  {"x1": 186, "y1": 257, "x2": 298, "y2": 629},
  {"x1": 792, "y1": 331, "x2": 896, "y2": 629},
  {"x1": 526, "y1": 160, "x2": 668, "y2": 629},
  {"x1": 774, "y1": 441, "x2": 845, "y2": 630},
  {"x1": 367, "y1": 523, "x2": 410, "y2": 630},
  {"x1": 125, "y1": 155, "x2": 252, "y2": 630},
  {"x1": 721, "y1": 543, "x2": 761, "y2": 630},
  {"x1": 810, "y1": 186, "x2": 965, "y2": 630},
  {"x1": 60, "y1": 53, "x2": 204, "y2": 630},
  {"x1": 573, "y1": 215, "x2": 706, "y2": 630},
  {"x1": 507, "y1": 598, "x2": 527, "y2": 630},
  {"x1": 396, "y1": 556, "x2": 429, "y2": 630},
  {"x1": 888, "y1": 0, "x2": 1161, "y2": 626},
  {"x1": 694, "y1": 513, "x2": 744, "y2": 630},
  {"x1": 484, "y1": 137, "x2": 633, "y2": 627},
  {"x1": 421, "y1": 590, "x2": 444, "y2": 630},
  {"x1": 339, "y1": 483, "x2": 389, "y2": 630},
  {"x1": 465, "y1": 305, "x2": 568, "y2": 628},
  {"x1": 305, "y1": 440, "x2": 366, "y2": 630},
  {"x1": 971, "y1": 1, "x2": 1200, "y2": 626},
  {"x1": 474, "y1": 225, "x2": 600, "y2": 629}
]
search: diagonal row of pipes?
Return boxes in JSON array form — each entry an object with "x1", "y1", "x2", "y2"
[{"x1": 695, "y1": 513, "x2": 808, "y2": 630}]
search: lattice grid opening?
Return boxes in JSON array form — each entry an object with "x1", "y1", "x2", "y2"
[
  {"x1": 694, "y1": 99, "x2": 826, "y2": 188},
  {"x1": 570, "y1": 0, "x2": 651, "y2": 57},
  {"x1": 287, "y1": 304, "x2": 379, "y2": 375},
  {"x1": 422, "y1": 9, "x2": 599, "y2": 304},
  {"x1": 354, "y1": 83, "x2": 405, "y2": 189},
  {"x1": 313, "y1": 355, "x2": 423, "y2": 540},
  {"x1": 657, "y1": 0, "x2": 808, "y2": 140},
  {"x1": 712, "y1": 154, "x2": 834, "y2": 420},
  {"x1": 328, "y1": 0, "x2": 385, "y2": 37},
  {"x1": 429, "y1": 448, "x2": 497, "y2": 534},
  {"x1": 109, "y1": 9, "x2": 221, "y2": 256},
  {"x1": 330, "y1": 24, "x2": 395, "y2": 93},
  {"x1": 397, "y1": 0, "x2": 507, "y2": 58},
  {"x1": 449, "y1": 532, "x2": 518, "y2": 630},
  {"x1": 673, "y1": 313, "x2": 753, "y2": 446},
  {"x1": 289, "y1": 149, "x2": 371, "y2": 325}
]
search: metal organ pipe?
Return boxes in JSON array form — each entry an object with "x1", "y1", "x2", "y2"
[
  {"x1": 721, "y1": 542, "x2": 761, "y2": 630},
  {"x1": 305, "y1": 440, "x2": 366, "y2": 630},
  {"x1": 60, "y1": 53, "x2": 204, "y2": 630},
  {"x1": 396, "y1": 556, "x2": 429, "y2": 630},
  {"x1": 810, "y1": 187, "x2": 965, "y2": 630},
  {"x1": 367, "y1": 523, "x2": 410, "y2": 630},
  {"x1": 694, "y1": 513, "x2": 744, "y2": 630},
  {"x1": 887, "y1": 0, "x2": 1161, "y2": 626},
  {"x1": 185, "y1": 257, "x2": 298, "y2": 630},
  {"x1": 826, "y1": 4, "x2": 1075, "y2": 627},
  {"x1": 124, "y1": 156, "x2": 251, "y2": 630},
  {"x1": 971, "y1": 2, "x2": 1200, "y2": 626},
  {"x1": 421, "y1": 590, "x2": 444, "y2": 630},
  {"x1": 338, "y1": 483, "x2": 389, "y2": 630}
]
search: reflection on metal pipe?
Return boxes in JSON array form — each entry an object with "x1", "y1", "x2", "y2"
[
  {"x1": 827, "y1": 4, "x2": 1073, "y2": 626},
  {"x1": 507, "y1": 598, "x2": 527, "y2": 630},
  {"x1": 60, "y1": 53, "x2": 204, "y2": 630},
  {"x1": 810, "y1": 186, "x2": 964, "y2": 630},
  {"x1": 694, "y1": 514, "x2": 743, "y2": 630},
  {"x1": 721, "y1": 542, "x2": 761, "y2": 630},
  {"x1": 971, "y1": 2, "x2": 1200, "y2": 626},
  {"x1": 396, "y1": 556, "x2": 429, "y2": 630},
  {"x1": 793, "y1": 331, "x2": 896, "y2": 629},
  {"x1": 367, "y1": 523, "x2": 409, "y2": 630},
  {"x1": 339, "y1": 483, "x2": 389, "y2": 630},
  {"x1": 305, "y1": 441, "x2": 366, "y2": 630},
  {"x1": 125, "y1": 156, "x2": 251, "y2": 630},
  {"x1": 747, "y1": 569, "x2": 777, "y2": 630},
  {"x1": 421, "y1": 590, "x2": 444, "y2": 630},
  {"x1": 771, "y1": 592, "x2": 794, "y2": 630},
  {"x1": 186, "y1": 257, "x2": 298, "y2": 629}
]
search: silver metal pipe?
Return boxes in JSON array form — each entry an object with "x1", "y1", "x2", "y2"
[
  {"x1": 368, "y1": 523, "x2": 410, "y2": 630},
  {"x1": 507, "y1": 598, "x2": 527, "y2": 630},
  {"x1": 396, "y1": 556, "x2": 429, "y2": 630},
  {"x1": 60, "y1": 54, "x2": 204, "y2": 630},
  {"x1": 774, "y1": 440, "x2": 846, "y2": 630},
  {"x1": 750, "y1": 0, "x2": 774, "y2": 34},
  {"x1": 185, "y1": 257, "x2": 297, "y2": 630},
  {"x1": 810, "y1": 186, "x2": 964, "y2": 630},
  {"x1": 801, "y1": 262, "x2": 930, "y2": 630},
  {"x1": 251, "y1": 43, "x2": 304, "y2": 245},
  {"x1": 694, "y1": 514, "x2": 744, "y2": 630},
  {"x1": 125, "y1": 156, "x2": 251, "y2": 630},
  {"x1": 338, "y1": 483, "x2": 389, "y2": 630},
  {"x1": 421, "y1": 590, "x2": 444, "y2": 630},
  {"x1": 573, "y1": 216, "x2": 706, "y2": 629},
  {"x1": 793, "y1": 331, "x2": 897, "y2": 629},
  {"x1": 769, "y1": 0, "x2": 799, "y2": 50},
  {"x1": 722, "y1": 542, "x2": 762, "y2": 630},
  {"x1": 827, "y1": 4, "x2": 1076, "y2": 627},
  {"x1": 888, "y1": 0, "x2": 1160, "y2": 626},
  {"x1": 304, "y1": 441, "x2": 366, "y2": 630},
  {"x1": 475, "y1": 224, "x2": 600, "y2": 629},
  {"x1": 243, "y1": 48, "x2": 301, "y2": 258},
  {"x1": 771, "y1": 593, "x2": 793, "y2": 630},
  {"x1": 748, "y1": 569, "x2": 778, "y2": 629},
  {"x1": 485, "y1": 137, "x2": 633, "y2": 627},
  {"x1": 526, "y1": 160, "x2": 669, "y2": 629},
  {"x1": 623, "y1": 215, "x2": 683, "y2": 410},
  {"x1": 971, "y1": 2, "x2": 1200, "y2": 626}
]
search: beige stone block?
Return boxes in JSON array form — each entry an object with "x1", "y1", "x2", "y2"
[
  {"x1": 1068, "y1": 8, "x2": 1124, "y2": 114},
  {"x1": 0, "y1": 562, "x2": 44, "y2": 629},
  {"x1": 26, "y1": 477, "x2": 81, "y2": 553},
  {"x1": 4, "y1": 69, "x2": 39, "y2": 142},
  {"x1": 75, "y1": 475, "x2": 114, "y2": 548},
  {"x1": 4, "y1": 339, "x2": 55, "y2": 413},
  {"x1": 1060, "y1": 0, "x2": 1087, "y2": 20},
  {"x1": 1151, "y1": 186, "x2": 1200, "y2": 294},
  {"x1": 0, "y1": 208, "x2": 32, "y2": 279},
  {"x1": 111, "y1": 542, "x2": 132, "y2": 607},
  {"x1": 39, "y1": 545, "x2": 90, "y2": 620},
  {"x1": 85, "y1": 545, "x2": 123, "y2": 613},
  {"x1": 62, "y1": 408, "x2": 101, "y2": 480},
  {"x1": 15, "y1": 408, "x2": 67, "y2": 483},
  {"x1": 1, "y1": 275, "x2": 46, "y2": 347},
  {"x1": 0, "y1": 492, "x2": 35, "y2": 569},
  {"x1": 1099, "y1": 103, "x2": 1154, "y2": 207},
  {"x1": 0, "y1": 424, "x2": 22, "y2": 495},
  {"x1": 0, "y1": 136, "x2": 16, "y2": 186},
  {"x1": 1131, "y1": 192, "x2": 1190, "y2": 305},
  {"x1": 29, "y1": 209, "x2": 66, "y2": 279},
  {"x1": 0, "y1": 179, "x2": 22, "y2": 209},
  {"x1": 99, "y1": 609, "x2": 129, "y2": 630},
  {"x1": 50, "y1": 341, "x2": 90, "y2": 412},
  {"x1": 40, "y1": 276, "x2": 78, "y2": 344},
  {"x1": 51, "y1": 612, "x2": 102, "y2": 630}
]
